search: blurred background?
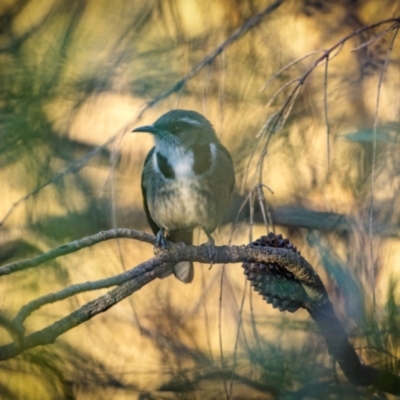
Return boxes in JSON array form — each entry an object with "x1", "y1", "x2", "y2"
[{"x1": 0, "y1": 0, "x2": 400, "y2": 398}]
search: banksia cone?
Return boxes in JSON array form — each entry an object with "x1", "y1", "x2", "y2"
[{"x1": 242, "y1": 232, "x2": 307, "y2": 312}]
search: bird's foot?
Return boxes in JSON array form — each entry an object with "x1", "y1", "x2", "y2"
[
  {"x1": 201, "y1": 231, "x2": 216, "y2": 269},
  {"x1": 155, "y1": 229, "x2": 169, "y2": 251},
  {"x1": 201, "y1": 232, "x2": 215, "y2": 247}
]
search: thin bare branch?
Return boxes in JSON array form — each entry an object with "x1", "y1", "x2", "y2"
[
  {"x1": 142, "y1": 0, "x2": 285, "y2": 113},
  {"x1": 324, "y1": 57, "x2": 331, "y2": 180},
  {"x1": 241, "y1": 123, "x2": 267, "y2": 193},
  {"x1": 261, "y1": 183, "x2": 274, "y2": 194},
  {"x1": 218, "y1": 265, "x2": 229, "y2": 399},
  {"x1": 202, "y1": 62, "x2": 212, "y2": 115},
  {"x1": 268, "y1": 82, "x2": 302, "y2": 134},
  {"x1": 13, "y1": 256, "x2": 165, "y2": 328},
  {"x1": 0, "y1": 228, "x2": 155, "y2": 277},
  {"x1": 228, "y1": 278, "x2": 247, "y2": 399},
  {"x1": 218, "y1": 51, "x2": 226, "y2": 132},
  {"x1": 256, "y1": 184, "x2": 273, "y2": 233},
  {"x1": 249, "y1": 187, "x2": 256, "y2": 242},
  {"x1": 0, "y1": 261, "x2": 164, "y2": 361},
  {"x1": 351, "y1": 22, "x2": 399, "y2": 52},
  {"x1": 261, "y1": 17, "x2": 400, "y2": 139},
  {"x1": 265, "y1": 78, "x2": 301, "y2": 108},
  {"x1": 261, "y1": 50, "x2": 320, "y2": 91},
  {"x1": 263, "y1": 17, "x2": 400, "y2": 93}
]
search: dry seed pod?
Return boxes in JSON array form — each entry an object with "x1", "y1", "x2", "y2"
[{"x1": 242, "y1": 232, "x2": 308, "y2": 312}]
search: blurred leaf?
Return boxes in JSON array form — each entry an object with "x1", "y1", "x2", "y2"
[{"x1": 343, "y1": 128, "x2": 396, "y2": 143}]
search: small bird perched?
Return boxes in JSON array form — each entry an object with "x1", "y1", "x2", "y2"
[{"x1": 133, "y1": 109, "x2": 235, "y2": 283}]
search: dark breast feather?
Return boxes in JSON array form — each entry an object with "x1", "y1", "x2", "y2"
[
  {"x1": 156, "y1": 151, "x2": 175, "y2": 179},
  {"x1": 192, "y1": 142, "x2": 212, "y2": 175}
]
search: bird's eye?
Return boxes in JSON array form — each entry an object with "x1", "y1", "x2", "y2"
[
  {"x1": 172, "y1": 124, "x2": 180, "y2": 133},
  {"x1": 169, "y1": 122, "x2": 186, "y2": 135}
]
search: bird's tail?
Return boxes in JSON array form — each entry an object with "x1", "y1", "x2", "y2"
[{"x1": 167, "y1": 230, "x2": 194, "y2": 283}]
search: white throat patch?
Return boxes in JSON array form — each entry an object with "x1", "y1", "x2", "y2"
[
  {"x1": 173, "y1": 150, "x2": 194, "y2": 177},
  {"x1": 154, "y1": 142, "x2": 217, "y2": 179},
  {"x1": 154, "y1": 145, "x2": 194, "y2": 178}
]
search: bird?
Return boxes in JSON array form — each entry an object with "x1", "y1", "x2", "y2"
[{"x1": 132, "y1": 109, "x2": 235, "y2": 283}]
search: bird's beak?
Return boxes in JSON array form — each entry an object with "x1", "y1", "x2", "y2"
[{"x1": 132, "y1": 124, "x2": 158, "y2": 134}]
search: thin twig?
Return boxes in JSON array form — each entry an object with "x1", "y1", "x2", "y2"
[
  {"x1": 228, "y1": 279, "x2": 248, "y2": 399},
  {"x1": 265, "y1": 82, "x2": 301, "y2": 136},
  {"x1": 261, "y1": 50, "x2": 320, "y2": 91},
  {"x1": 203, "y1": 62, "x2": 212, "y2": 115},
  {"x1": 256, "y1": 184, "x2": 273, "y2": 233},
  {"x1": 175, "y1": 74, "x2": 186, "y2": 108},
  {"x1": 249, "y1": 289, "x2": 262, "y2": 356},
  {"x1": 218, "y1": 265, "x2": 229, "y2": 400},
  {"x1": 241, "y1": 121, "x2": 268, "y2": 193},
  {"x1": 139, "y1": 0, "x2": 285, "y2": 114},
  {"x1": 265, "y1": 78, "x2": 301, "y2": 108},
  {"x1": 0, "y1": 228, "x2": 155, "y2": 276},
  {"x1": 261, "y1": 17, "x2": 400, "y2": 139},
  {"x1": 351, "y1": 22, "x2": 399, "y2": 52},
  {"x1": 249, "y1": 184, "x2": 256, "y2": 242},
  {"x1": 13, "y1": 256, "x2": 165, "y2": 327},
  {"x1": 218, "y1": 51, "x2": 226, "y2": 133},
  {"x1": 323, "y1": 56, "x2": 331, "y2": 180},
  {"x1": 229, "y1": 186, "x2": 259, "y2": 243},
  {"x1": 200, "y1": 266, "x2": 214, "y2": 362}
]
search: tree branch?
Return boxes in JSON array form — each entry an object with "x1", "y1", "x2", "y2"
[
  {"x1": 309, "y1": 302, "x2": 400, "y2": 395},
  {"x1": 0, "y1": 262, "x2": 163, "y2": 361},
  {"x1": 0, "y1": 239, "x2": 325, "y2": 361},
  {"x1": 1, "y1": 230, "x2": 399, "y2": 395},
  {"x1": 0, "y1": 228, "x2": 155, "y2": 277}
]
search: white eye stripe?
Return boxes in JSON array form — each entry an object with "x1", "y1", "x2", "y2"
[{"x1": 177, "y1": 117, "x2": 202, "y2": 126}]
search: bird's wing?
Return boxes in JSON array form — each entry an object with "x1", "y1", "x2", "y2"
[
  {"x1": 217, "y1": 142, "x2": 235, "y2": 196},
  {"x1": 141, "y1": 147, "x2": 159, "y2": 235}
]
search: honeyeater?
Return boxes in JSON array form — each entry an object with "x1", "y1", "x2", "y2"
[{"x1": 133, "y1": 110, "x2": 235, "y2": 283}]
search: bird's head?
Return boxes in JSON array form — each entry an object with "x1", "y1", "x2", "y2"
[{"x1": 132, "y1": 110, "x2": 217, "y2": 148}]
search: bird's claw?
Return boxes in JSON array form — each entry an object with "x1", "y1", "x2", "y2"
[
  {"x1": 155, "y1": 230, "x2": 169, "y2": 250},
  {"x1": 201, "y1": 232, "x2": 216, "y2": 269},
  {"x1": 201, "y1": 232, "x2": 215, "y2": 247}
]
